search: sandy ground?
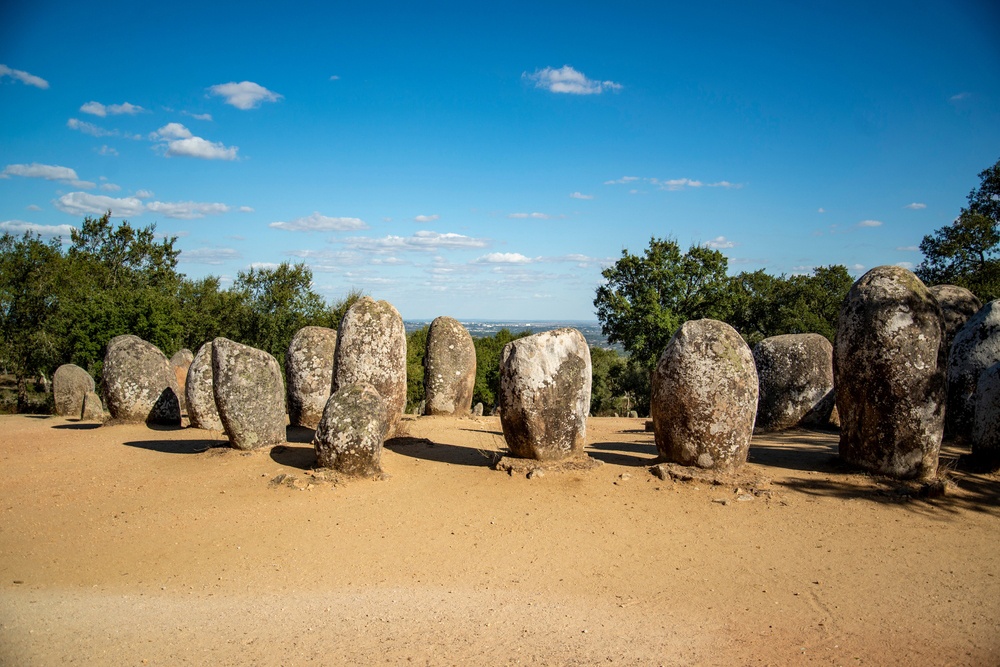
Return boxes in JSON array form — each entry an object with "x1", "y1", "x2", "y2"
[{"x1": 0, "y1": 413, "x2": 998, "y2": 666}]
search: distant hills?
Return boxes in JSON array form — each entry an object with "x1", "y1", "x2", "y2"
[{"x1": 403, "y1": 320, "x2": 617, "y2": 350}]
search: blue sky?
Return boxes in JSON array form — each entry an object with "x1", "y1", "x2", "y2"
[{"x1": 2, "y1": 0, "x2": 998, "y2": 320}]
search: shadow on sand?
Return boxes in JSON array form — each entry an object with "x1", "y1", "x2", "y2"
[{"x1": 385, "y1": 436, "x2": 497, "y2": 468}]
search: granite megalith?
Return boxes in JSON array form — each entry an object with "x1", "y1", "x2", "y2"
[
  {"x1": 286, "y1": 326, "x2": 337, "y2": 429},
  {"x1": 424, "y1": 316, "x2": 476, "y2": 416},
  {"x1": 313, "y1": 383, "x2": 389, "y2": 476},
  {"x1": 53, "y1": 363, "x2": 95, "y2": 417},
  {"x1": 331, "y1": 297, "x2": 407, "y2": 435},
  {"x1": 102, "y1": 335, "x2": 181, "y2": 425},
  {"x1": 834, "y1": 266, "x2": 946, "y2": 479},
  {"x1": 212, "y1": 337, "x2": 286, "y2": 450},
  {"x1": 499, "y1": 328, "x2": 592, "y2": 461},
  {"x1": 946, "y1": 299, "x2": 1000, "y2": 443},
  {"x1": 80, "y1": 390, "x2": 105, "y2": 422},
  {"x1": 169, "y1": 348, "x2": 194, "y2": 412},
  {"x1": 929, "y1": 285, "x2": 981, "y2": 357},
  {"x1": 753, "y1": 333, "x2": 836, "y2": 432},
  {"x1": 651, "y1": 319, "x2": 758, "y2": 470},
  {"x1": 185, "y1": 342, "x2": 224, "y2": 432},
  {"x1": 972, "y1": 362, "x2": 1000, "y2": 462}
]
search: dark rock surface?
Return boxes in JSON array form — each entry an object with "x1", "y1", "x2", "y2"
[{"x1": 753, "y1": 333, "x2": 835, "y2": 432}]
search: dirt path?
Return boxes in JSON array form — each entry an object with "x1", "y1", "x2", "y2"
[{"x1": 1, "y1": 414, "x2": 997, "y2": 665}]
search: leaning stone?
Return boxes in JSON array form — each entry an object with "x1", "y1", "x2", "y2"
[
  {"x1": 80, "y1": 391, "x2": 105, "y2": 422},
  {"x1": 834, "y1": 266, "x2": 945, "y2": 479},
  {"x1": 53, "y1": 364, "x2": 94, "y2": 417},
  {"x1": 331, "y1": 297, "x2": 407, "y2": 435},
  {"x1": 499, "y1": 328, "x2": 592, "y2": 461},
  {"x1": 753, "y1": 333, "x2": 836, "y2": 432},
  {"x1": 286, "y1": 326, "x2": 337, "y2": 429},
  {"x1": 972, "y1": 362, "x2": 1000, "y2": 462},
  {"x1": 651, "y1": 319, "x2": 758, "y2": 470},
  {"x1": 946, "y1": 299, "x2": 1000, "y2": 443},
  {"x1": 185, "y1": 342, "x2": 224, "y2": 432},
  {"x1": 212, "y1": 337, "x2": 286, "y2": 451},
  {"x1": 169, "y1": 349, "x2": 194, "y2": 412},
  {"x1": 929, "y1": 285, "x2": 981, "y2": 357},
  {"x1": 424, "y1": 316, "x2": 476, "y2": 416},
  {"x1": 102, "y1": 335, "x2": 181, "y2": 425},
  {"x1": 313, "y1": 383, "x2": 388, "y2": 476}
]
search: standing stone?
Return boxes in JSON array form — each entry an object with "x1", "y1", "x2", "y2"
[
  {"x1": 651, "y1": 319, "x2": 758, "y2": 470},
  {"x1": 186, "y1": 342, "x2": 224, "y2": 432},
  {"x1": 169, "y1": 349, "x2": 194, "y2": 412},
  {"x1": 331, "y1": 297, "x2": 407, "y2": 435},
  {"x1": 424, "y1": 316, "x2": 476, "y2": 416},
  {"x1": 286, "y1": 326, "x2": 337, "y2": 429},
  {"x1": 472, "y1": 402, "x2": 484, "y2": 417},
  {"x1": 929, "y1": 285, "x2": 981, "y2": 357},
  {"x1": 946, "y1": 300, "x2": 1000, "y2": 443},
  {"x1": 499, "y1": 328, "x2": 591, "y2": 461},
  {"x1": 102, "y1": 335, "x2": 181, "y2": 425},
  {"x1": 53, "y1": 364, "x2": 95, "y2": 417},
  {"x1": 834, "y1": 266, "x2": 946, "y2": 479},
  {"x1": 313, "y1": 383, "x2": 388, "y2": 476},
  {"x1": 972, "y1": 362, "x2": 1000, "y2": 461},
  {"x1": 753, "y1": 333, "x2": 836, "y2": 432},
  {"x1": 212, "y1": 337, "x2": 286, "y2": 450},
  {"x1": 80, "y1": 391, "x2": 105, "y2": 422}
]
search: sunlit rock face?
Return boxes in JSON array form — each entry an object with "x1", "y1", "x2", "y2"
[
  {"x1": 186, "y1": 342, "x2": 224, "y2": 433},
  {"x1": 313, "y1": 383, "x2": 388, "y2": 477},
  {"x1": 103, "y1": 335, "x2": 180, "y2": 426},
  {"x1": 424, "y1": 316, "x2": 476, "y2": 416},
  {"x1": 212, "y1": 337, "x2": 286, "y2": 451},
  {"x1": 286, "y1": 326, "x2": 337, "y2": 429}
]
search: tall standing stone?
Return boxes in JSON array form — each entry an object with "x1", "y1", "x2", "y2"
[
  {"x1": 169, "y1": 349, "x2": 194, "y2": 412},
  {"x1": 651, "y1": 319, "x2": 758, "y2": 470},
  {"x1": 972, "y1": 362, "x2": 1000, "y2": 461},
  {"x1": 80, "y1": 391, "x2": 105, "y2": 422},
  {"x1": 186, "y1": 342, "x2": 224, "y2": 432},
  {"x1": 286, "y1": 326, "x2": 337, "y2": 429},
  {"x1": 102, "y1": 335, "x2": 181, "y2": 425},
  {"x1": 313, "y1": 383, "x2": 388, "y2": 476},
  {"x1": 53, "y1": 363, "x2": 95, "y2": 417},
  {"x1": 834, "y1": 266, "x2": 946, "y2": 479},
  {"x1": 499, "y1": 328, "x2": 591, "y2": 461},
  {"x1": 331, "y1": 297, "x2": 407, "y2": 435},
  {"x1": 424, "y1": 316, "x2": 476, "y2": 416},
  {"x1": 212, "y1": 337, "x2": 286, "y2": 450},
  {"x1": 753, "y1": 333, "x2": 836, "y2": 432},
  {"x1": 946, "y1": 300, "x2": 1000, "y2": 443},
  {"x1": 929, "y1": 285, "x2": 981, "y2": 357}
]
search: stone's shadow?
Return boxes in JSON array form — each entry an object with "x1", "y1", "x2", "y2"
[
  {"x1": 270, "y1": 444, "x2": 315, "y2": 470},
  {"x1": 145, "y1": 423, "x2": 185, "y2": 433},
  {"x1": 586, "y1": 440, "x2": 659, "y2": 467},
  {"x1": 385, "y1": 436, "x2": 497, "y2": 468},
  {"x1": 459, "y1": 428, "x2": 503, "y2": 437},
  {"x1": 286, "y1": 425, "x2": 316, "y2": 444},
  {"x1": 122, "y1": 438, "x2": 225, "y2": 455},
  {"x1": 52, "y1": 422, "x2": 102, "y2": 430}
]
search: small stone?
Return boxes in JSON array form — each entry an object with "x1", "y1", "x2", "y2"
[{"x1": 526, "y1": 468, "x2": 544, "y2": 479}]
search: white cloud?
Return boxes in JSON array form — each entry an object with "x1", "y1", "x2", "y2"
[
  {"x1": 269, "y1": 212, "x2": 368, "y2": 232},
  {"x1": 508, "y1": 212, "x2": 554, "y2": 220},
  {"x1": 238, "y1": 206, "x2": 254, "y2": 213},
  {"x1": 949, "y1": 92, "x2": 970, "y2": 103},
  {"x1": 134, "y1": 189, "x2": 154, "y2": 199},
  {"x1": 54, "y1": 192, "x2": 144, "y2": 217},
  {"x1": 896, "y1": 245, "x2": 919, "y2": 252},
  {"x1": 904, "y1": 202, "x2": 927, "y2": 210},
  {"x1": 100, "y1": 182, "x2": 121, "y2": 192},
  {"x1": 895, "y1": 261, "x2": 914, "y2": 269},
  {"x1": 414, "y1": 214, "x2": 439, "y2": 223},
  {"x1": 25, "y1": 204, "x2": 42, "y2": 211},
  {"x1": 604, "y1": 176, "x2": 640, "y2": 185},
  {"x1": 704, "y1": 236, "x2": 736, "y2": 249},
  {"x1": 80, "y1": 101, "x2": 145, "y2": 117},
  {"x1": 0, "y1": 220, "x2": 75, "y2": 237},
  {"x1": 67, "y1": 118, "x2": 118, "y2": 137},
  {"x1": 523, "y1": 65, "x2": 622, "y2": 95},
  {"x1": 476, "y1": 252, "x2": 535, "y2": 264},
  {"x1": 98, "y1": 145, "x2": 118, "y2": 156},
  {"x1": 344, "y1": 230, "x2": 489, "y2": 252},
  {"x1": 178, "y1": 247, "x2": 242, "y2": 265},
  {"x1": 1, "y1": 162, "x2": 95, "y2": 188},
  {"x1": 208, "y1": 81, "x2": 282, "y2": 110},
  {"x1": 151, "y1": 123, "x2": 192, "y2": 140},
  {"x1": 569, "y1": 192, "x2": 593, "y2": 200},
  {"x1": 182, "y1": 111, "x2": 213, "y2": 121},
  {"x1": 851, "y1": 264, "x2": 866, "y2": 272},
  {"x1": 166, "y1": 136, "x2": 238, "y2": 160},
  {"x1": 0, "y1": 64, "x2": 48, "y2": 89},
  {"x1": 818, "y1": 208, "x2": 827, "y2": 213},
  {"x1": 605, "y1": 176, "x2": 740, "y2": 191},
  {"x1": 145, "y1": 201, "x2": 230, "y2": 219},
  {"x1": 858, "y1": 219, "x2": 883, "y2": 227},
  {"x1": 329, "y1": 75, "x2": 340, "y2": 81}
]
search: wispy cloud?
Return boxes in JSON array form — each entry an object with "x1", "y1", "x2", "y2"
[
  {"x1": 99, "y1": 182, "x2": 121, "y2": 192},
  {"x1": 904, "y1": 202, "x2": 927, "y2": 210},
  {"x1": 54, "y1": 191, "x2": 232, "y2": 219},
  {"x1": 949, "y1": 92, "x2": 970, "y2": 103},
  {"x1": 476, "y1": 252, "x2": 535, "y2": 264},
  {"x1": 523, "y1": 65, "x2": 622, "y2": 95},
  {"x1": 80, "y1": 101, "x2": 145, "y2": 117},
  {"x1": 704, "y1": 236, "x2": 736, "y2": 249},
  {"x1": 1, "y1": 162, "x2": 94, "y2": 189},
  {"x1": 604, "y1": 176, "x2": 640, "y2": 185},
  {"x1": 857, "y1": 219, "x2": 883, "y2": 228},
  {"x1": 895, "y1": 261, "x2": 914, "y2": 269},
  {"x1": 896, "y1": 245, "x2": 919, "y2": 252},
  {"x1": 0, "y1": 64, "x2": 48, "y2": 89},
  {"x1": 178, "y1": 247, "x2": 242, "y2": 265},
  {"x1": 269, "y1": 212, "x2": 368, "y2": 232},
  {"x1": 343, "y1": 230, "x2": 489, "y2": 253},
  {"x1": 208, "y1": 81, "x2": 282, "y2": 110},
  {"x1": 0, "y1": 220, "x2": 75, "y2": 237},
  {"x1": 414, "y1": 214, "x2": 439, "y2": 223},
  {"x1": 145, "y1": 201, "x2": 230, "y2": 219},
  {"x1": 150, "y1": 123, "x2": 238, "y2": 160},
  {"x1": 98, "y1": 145, "x2": 118, "y2": 156},
  {"x1": 66, "y1": 118, "x2": 140, "y2": 139},
  {"x1": 604, "y1": 176, "x2": 742, "y2": 191},
  {"x1": 508, "y1": 212, "x2": 556, "y2": 220},
  {"x1": 182, "y1": 111, "x2": 213, "y2": 121},
  {"x1": 569, "y1": 192, "x2": 593, "y2": 200}
]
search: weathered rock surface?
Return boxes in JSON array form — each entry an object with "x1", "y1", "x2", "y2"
[
  {"x1": 53, "y1": 364, "x2": 94, "y2": 417},
  {"x1": 946, "y1": 299, "x2": 1000, "y2": 443},
  {"x1": 313, "y1": 383, "x2": 388, "y2": 476},
  {"x1": 753, "y1": 333, "x2": 836, "y2": 432},
  {"x1": 424, "y1": 316, "x2": 476, "y2": 416},
  {"x1": 473, "y1": 402, "x2": 484, "y2": 417},
  {"x1": 185, "y1": 342, "x2": 224, "y2": 432},
  {"x1": 212, "y1": 337, "x2": 286, "y2": 450},
  {"x1": 972, "y1": 362, "x2": 1000, "y2": 460},
  {"x1": 651, "y1": 319, "x2": 758, "y2": 470},
  {"x1": 286, "y1": 326, "x2": 337, "y2": 429},
  {"x1": 80, "y1": 390, "x2": 105, "y2": 422},
  {"x1": 499, "y1": 328, "x2": 591, "y2": 461},
  {"x1": 102, "y1": 335, "x2": 181, "y2": 425},
  {"x1": 331, "y1": 297, "x2": 407, "y2": 434},
  {"x1": 929, "y1": 285, "x2": 982, "y2": 357},
  {"x1": 169, "y1": 349, "x2": 194, "y2": 412},
  {"x1": 834, "y1": 266, "x2": 945, "y2": 479}
]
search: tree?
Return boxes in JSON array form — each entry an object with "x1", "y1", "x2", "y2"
[
  {"x1": 405, "y1": 326, "x2": 428, "y2": 413},
  {"x1": 916, "y1": 157, "x2": 1000, "y2": 301},
  {"x1": 594, "y1": 237, "x2": 731, "y2": 369},
  {"x1": 471, "y1": 328, "x2": 531, "y2": 410}
]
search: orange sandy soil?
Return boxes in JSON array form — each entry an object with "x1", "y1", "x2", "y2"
[{"x1": 0, "y1": 413, "x2": 998, "y2": 666}]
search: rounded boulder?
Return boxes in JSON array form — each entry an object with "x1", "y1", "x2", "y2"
[
  {"x1": 929, "y1": 284, "x2": 981, "y2": 357},
  {"x1": 753, "y1": 333, "x2": 835, "y2": 432},
  {"x1": 53, "y1": 363, "x2": 95, "y2": 418},
  {"x1": 286, "y1": 326, "x2": 337, "y2": 429},
  {"x1": 424, "y1": 316, "x2": 476, "y2": 416},
  {"x1": 313, "y1": 383, "x2": 388, "y2": 476},
  {"x1": 169, "y1": 348, "x2": 194, "y2": 412},
  {"x1": 185, "y1": 342, "x2": 224, "y2": 432},
  {"x1": 972, "y1": 362, "x2": 1000, "y2": 461},
  {"x1": 946, "y1": 299, "x2": 1000, "y2": 443},
  {"x1": 102, "y1": 335, "x2": 181, "y2": 425},
  {"x1": 212, "y1": 337, "x2": 286, "y2": 450}
]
